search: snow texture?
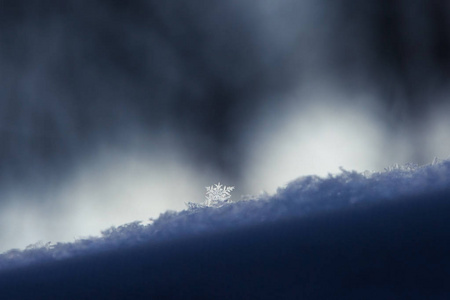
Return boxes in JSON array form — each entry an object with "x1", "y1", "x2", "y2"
[{"x1": 1, "y1": 158, "x2": 449, "y2": 271}]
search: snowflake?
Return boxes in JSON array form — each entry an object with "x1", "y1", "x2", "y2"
[
  {"x1": 185, "y1": 182, "x2": 235, "y2": 211},
  {"x1": 205, "y1": 182, "x2": 235, "y2": 206}
]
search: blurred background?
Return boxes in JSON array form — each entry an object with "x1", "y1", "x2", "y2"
[{"x1": 0, "y1": 0, "x2": 449, "y2": 252}]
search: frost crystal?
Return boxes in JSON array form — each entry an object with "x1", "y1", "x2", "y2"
[
  {"x1": 185, "y1": 182, "x2": 235, "y2": 211},
  {"x1": 205, "y1": 183, "x2": 235, "y2": 206}
]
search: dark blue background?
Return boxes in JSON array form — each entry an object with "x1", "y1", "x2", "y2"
[{"x1": 1, "y1": 0, "x2": 449, "y2": 185}]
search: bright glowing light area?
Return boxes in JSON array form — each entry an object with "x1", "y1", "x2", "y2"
[
  {"x1": 0, "y1": 143, "x2": 212, "y2": 253},
  {"x1": 244, "y1": 92, "x2": 388, "y2": 193}
]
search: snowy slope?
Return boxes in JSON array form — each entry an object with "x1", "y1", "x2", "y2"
[{"x1": 0, "y1": 160, "x2": 450, "y2": 299}]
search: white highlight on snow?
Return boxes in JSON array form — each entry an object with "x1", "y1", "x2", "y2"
[
  {"x1": 0, "y1": 138, "x2": 217, "y2": 253},
  {"x1": 244, "y1": 91, "x2": 387, "y2": 194},
  {"x1": 242, "y1": 87, "x2": 450, "y2": 196}
]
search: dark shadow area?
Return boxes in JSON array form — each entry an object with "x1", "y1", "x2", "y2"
[{"x1": 1, "y1": 0, "x2": 449, "y2": 184}]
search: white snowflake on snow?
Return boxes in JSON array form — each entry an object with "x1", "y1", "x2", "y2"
[
  {"x1": 185, "y1": 182, "x2": 235, "y2": 211},
  {"x1": 205, "y1": 182, "x2": 235, "y2": 206}
]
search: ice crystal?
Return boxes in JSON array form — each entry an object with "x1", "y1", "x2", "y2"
[
  {"x1": 185, "y1": 182, "x2": 235, "y2": 211},
  {"x1": 205, "y1": 183, "x2": 235, "y2": 206}
]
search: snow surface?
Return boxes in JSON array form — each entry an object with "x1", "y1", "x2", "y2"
[{"x1": 1, "y1": 158, "x2": 449, "y2": 271}]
